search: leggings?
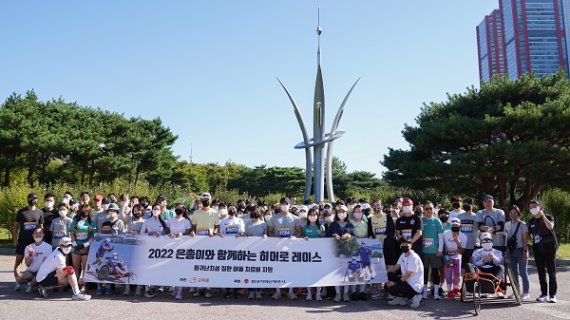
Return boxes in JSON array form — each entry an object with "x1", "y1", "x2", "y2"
[{"x1": 444, "y1": 257, "x2": 461, "y2": 290}]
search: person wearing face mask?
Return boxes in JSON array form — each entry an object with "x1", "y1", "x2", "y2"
[
  {"x1": 350, "y1": 205, "x2": 369, "y2": 239},
  {"x1": 125, "y1": 203, "x2": 146, "y2": 296},
  {"x1": 470, "y1": 233, "x2": 505, "y2": 291},
  {"x1": 218, "y1": 206, "x2": 246, "y2": 299},
  {"x1": 438, "y1": 210, "x2": 451, "y2": 232},
  {"x1": 15, "y1": 228, "x2": 52, "y2": 293},
  {"x1": 190, "y1": 192, "x2": 219, "y2": 298},
  {"x1": 106, "y1": 203, "x2": 125, "y2": 235},
  {"x1": 140, "y1": 204, "x2": 167, "y2": 237},
  {"x1": 167, "y1": 205, "x2": 192, "y2": 300},
  {"x1": 328, "y1": 205, "x2": 356, "y2": 302},
  {"x1": 244, "y1": 210, "x2": 267, "y2": 300},
  {"x1": 505, "y1": 205, "x2": 530, "y2": 301},
  {"x1": 36, "y1": 237, "x2": 91, "y2": 301},
  {"x1": 49, "y1": 203, "x2": 73, "y2": 249},
  {"x1": 267, "y1": 198, "x2": 302, "y2": 300},
  {"x1": 449, "y1": 196, "x2": 464, "y2": 219},
  {"x1": 217, "y1": 204, "x2": 228, "y2": 220},
  {"x1": 442, "y1": 218, "x2": 467, "y2": 298},
  {"x1": 420, "y1": 201, "x2": 444, "y2": 300},
  {"x1": 80, "y1": 192, "x2": 91, "y2": 206},
  {"x1": 297, "y1": 205, "x2": 309, "y2": 225},
  {"x1": 70, "y1": 204, "x2": 96, "y2": 293},
  {"x1": 527, "y1": 200, "x2": 557, "y2": 303},
  {"x1": 457, "y1": 198, "x2": 478, "y2": 274},
  {"x1": 368, "y1": 204, "x2": 397, "y2": 269},
  {"x1": 475, "y1": 194, "x2": 506, "y2": 251},
  {"x1": 138, "y1": 196, "x2": 151, "y2": 217},
  {"x1": 107, "y1": 193, "x2": 118, "y2": 204},
  {"x1": 12, "y1": 193, "x2": 44, "y2": 292},
  {"x1": 395, "y1": 198, "x2": 423, "y2": 256},
  {"x1": 41, "y1": 193, "x2": 58, "y2": 246},
  {"x1": 61, "y1": 192, "x2": 73, "y2": 205},
  {"x1": 385, "y1": 238, "x2": 424, "y2": 308}
]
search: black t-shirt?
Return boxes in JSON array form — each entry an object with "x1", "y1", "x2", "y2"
[
  {"x1": 528, "y1": 214, "x2": 556, "y2": 246},
  {"x1": 396, "y1": 215, "x2": 423, "y2": 241},
  {"x1": 14, "y1": 207, "x2": 44, "y2": 243},
  {"x1": 42, "y1": 208, "x2": 58, "y2": 243}
]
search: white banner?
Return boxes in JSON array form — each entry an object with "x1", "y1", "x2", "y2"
[{"x1": 84, "y1": 234, "x2": 387, "y2": 288}]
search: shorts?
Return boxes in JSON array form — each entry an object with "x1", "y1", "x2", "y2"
[
  {"x1": 422, "y1": 254, "x2": 442, "y2": 269},
  {"x1": 461, "y1": 249, "x2": 474, "y2": 268},
  {"x1": 72, "y1": 247, "x2": 89, "y2": 256},
  {"x1": 38, "y1": 271, "x2": 59, "y2": 287},
  {"x1": 15, "y1": 239, "x2": 34, "y2": 255},
  {"x1": 361, "y1": 261, "x2": 371, "y2": 268}
]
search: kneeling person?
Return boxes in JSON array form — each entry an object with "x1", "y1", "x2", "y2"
[
  {"x1": 385, "y1": 238, "x2": 424, "y2": 308},
  {"x1": 35, "y1": 237, "x2": 91, "y2": 301},
  {"x1": 15, "y1": 228, "x2": 52, "y2": 293}
]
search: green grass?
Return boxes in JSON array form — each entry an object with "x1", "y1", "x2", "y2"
[
  {"x1": 557, "y1": 243, "x2": 570, "y2": 259},
  {"x1": 0, "y1": 228, "x2": 12, "y2": 247}
]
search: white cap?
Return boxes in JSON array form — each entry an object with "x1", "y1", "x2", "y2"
[
  {"x1": 200, "y1": 192, "x2": 211, "y2": 199},
  {"x1": 59, "y1": 237, "x2": 73, "y2": 246},
  {"x1": 480, "y1": 232, "x2": 492, "y2": 241},
  {"x1": 450, "y1": 218, "x2": 461, "y2": 226}
]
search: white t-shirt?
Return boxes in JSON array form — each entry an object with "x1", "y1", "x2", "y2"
[
  {"x1": 450, "y1": 209, "x2": 465, "y2": 220},
  {"x1": 443, "y1": 230, "x2": 467, "y2": 259},
  {"x1": 166, "y1": 217, "x2": 191, "y2": 235},
  {"x1": 140, "y1": 217, "x2": 164, "y2": 235},
  {"x1": 220, "y1": 217, "x2": 245, "y2": 236},
  {"x1": 397, "y1": 250, "x2": 424, "y2": 293},
  {"x1": 36, "y1": 248, "x2": 66, "y2": 283},
  {"x1": 24, "y1": 242, "x2": 53, "y2": 273}
]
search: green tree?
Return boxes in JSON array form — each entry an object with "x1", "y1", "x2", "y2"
[{"x1": 383, "y1": 72, "x2": 570, "y2": 209}]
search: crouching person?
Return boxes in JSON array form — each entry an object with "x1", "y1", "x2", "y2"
[
  {"x1": 35, "y1": 237, "x2": 91, "y2": 301},
  {"x1": 16, "y1": 228, "x2": 52, "y2": 293},
  {"x1": 385, "y1": 238, "x2": 424, "y2": 308}
]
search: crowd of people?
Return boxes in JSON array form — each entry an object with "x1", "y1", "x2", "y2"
[{"x1": 11, "y1": 191, "x2": 559, "y2": 307}]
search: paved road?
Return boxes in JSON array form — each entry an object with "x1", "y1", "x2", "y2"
[{"x1": 1, "y1": 254, "x2": 569, "y2": 320}]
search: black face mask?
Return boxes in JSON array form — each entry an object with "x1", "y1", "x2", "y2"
[
  {"x1": 439, "y1": 216, "x2": 449, "y2": 223},
  {"x1": 28, "y1": 199, "x2": 38, "y2": 206},
  {"x1": 451, "y1": 226, "x2": 461, "y2": 232},
  {"x1": 175, "y1": 208, "x2": 184, "y2": 216},
  {"x1": 79, "y1": 211, "x2": 89, "y2": 218},
  {"x1": 133, "y1": 213, "x2": 142, "y2": 219},
  {"x1": 228, "y1": 210, "x2": 236, "y2": 216},
  {"x1": 140, "y1": 202, "x2": 148, "y2": 208},
  {"x1": 414, "y1": 209, "x2": 422, "y2": 215},
  {"x1": 463, "y1": 204, "x2": 472, "y2": 211},
  {"x1": 201, "y1": 200, "x2": 210, "y2": 207},
  {"x1": 400, "y1": 246, "x2": 410, "y2": 253},
  {"x1": 452, "y1": 203, "x2": 461, "y2": 209}
]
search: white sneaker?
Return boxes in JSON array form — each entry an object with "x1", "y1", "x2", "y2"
[
  {"x1": 306, "y1": 294, "x2": 312, "y2": 301},
  {"x1": 72, "y1": 293, "x2": 91, "y2": 301},
  {"x1": 343, "y1": 294, "x2": 350, "y2": 302},
  {"x1": 521, "y1": 293, "x2": 530, "y2": 301},
  {"x1": 549, "y1": 296, "x2": 557, "y2": 303},
  {"x1": 536, "y1": 295, "x2": 548, "y2": 302},
  {"x1": 333, "y1": 293, "x2": 341, "y2": 302},
  {"x1": 248, "y1": 291, "x2": 255, "y2": 300},
  {"x1": 175, "y1": 293, "x2": 183, "y2": 300},
  {"x1": 37, "y1": 285, "x2": 48, "y2": 298},
  {"x1": 388, "y1": 297, "x2": 408, "y2": 306},
  {"x1": 315, "y1": 293, "x2": 323, "y2": 301},
  {"x1": 433, "y1": 285, "x2": 441, "y2": 300},
  {"x1": 288, "y1": 292, "x2": 297, "y2": 300},
  {"x1": 410, "y1": 294, "x2": 422, "y2": 308},
  {"x1": 255, "y1": 291, "x2": 262, "y2": 300},
  {"x1": 25, "y1": 283, "x2": 33, "y2": 294},
  {"x1": 272, "y1": 291, "x2": 282, "y2": 300}
]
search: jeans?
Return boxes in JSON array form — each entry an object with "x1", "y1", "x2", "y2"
[{"x1": 509, "y1": 248, "x2": 529, "y2": 294}]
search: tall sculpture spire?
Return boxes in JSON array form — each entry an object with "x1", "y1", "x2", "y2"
[{"x1": 278, "y1": 8, "x2": 359, "y2": 202}]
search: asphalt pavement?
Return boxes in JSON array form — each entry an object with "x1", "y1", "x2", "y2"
[{"x1": 0, "y1": 254, "x2": 569, "y2": 320}]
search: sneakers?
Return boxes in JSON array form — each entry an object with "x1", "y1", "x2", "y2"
[
  {"x1": 248, "y1": 291, "x2": 255, "y2": 300},
  {"x1": 288, "y1": 292, "x2": 298, "y2": 300},
  {"x1": 25, "y1": 283, "x2": 33, "y2": 294},
  {"x1": 521, "y1": 293, "x2": 530, "y2": 301},
  {"x1": 204, "y1": 290, "x2": 213, "y2": 298},
  {"x1": 447, "y1": 291, "x2": 454, "y2": 299},
  {"x1": 536, "y1": 295, "x2": 548, "y2": 302},
  {"x1": 14, "y1": 283, "x2": 21, "y2": 292},
  {"x1": 343, "y1": 294, "x2": 350, "y2": 302},
  {"x1": 306, "y1": 294, "x2": 312, "y2": 301},
  {"x1": 96, "y1": 288, "x2": 104, "y2": 296},
  {"x1": 144, "y1": 289, "x2": 156, "y2": 298},
  {"x1": 388, "y1": 297, "x2": 408, "y2": 306},
  {"x1": 135, "y1": 286, "x2": 143, "y2": 296},
  {"x1": 193, "y1": 290, "x2": 202, "y2": 297},
  {"x1": 37, "y1": 285, "x2": 48, "y2": 298},
  {"x1": 422, "y1": 287, "x2": 428, "y2": 300},
  {"x1": 315, "y1": 293, "x2": 323, "y2": 301},
  {"x1": 123, "y1": 286, "x2": 131, "y2": 296},
  {"x1": 175, "y1": 287, "x2": 183, "y2": 300},
  {"x1": 453, "y1": 288, "x2": 461, "y2": 297},
  {"x1": 72, "y1": 293, "x2": 92, "y2": 301},
  {"x1": 272, "y1": 291, "x2": 282, "y2": 300},
  {"x1": 549, "y1": 296, "x2": 557, "y2": 303},
  {"x1": 333, "y1": 293, "x2": 341, "y2": 302},
  {"x1": 410, "y1": 294, "x2": 422, "y2": 308},
  {"x1": 387, "y1": 293, "x2": 395, "y2": 301}
]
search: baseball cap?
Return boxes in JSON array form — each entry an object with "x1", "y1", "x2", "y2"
[
  {"x1": 480, "y1": 232, "x2": 492, "y2": 241},
  {"x1": 299, "y1": 205, "x2": 308, "y2": 212},
  {"x1": 338, "y1": 205, "x2": 348, "y2": 212},
  {"x1": 59, "y1": 237, "x2": 73, "y2": 246},
  {"x1": 482, "y1": 194, "x2": 494, "y2": 201},
  {"x1": 450, "y1": 218, "x2": 461, "y2": 226},
  {"x1": 107, "y1": 203, "x2": 120, "y2": 212},
  {"x1": 402, "y1": 198, "x2": 413, "y2": 206},
  {"x1": 201, "y1": 192, "x2": 212, "y2": 199},
  {"x1": 361, "y1": 203, "x2": 371, "y2": 211}
]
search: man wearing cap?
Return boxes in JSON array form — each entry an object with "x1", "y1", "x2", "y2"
[
  {"x1": 457, "y1": 198, "x2": 478, "y2": 273},
  {"x1": 36, "y1": 237, "x2": 91, "y2": 301},
  {"x1": 442, "y1": 218, "x2": 467, "y2": 298},
  {"x1": 12, "y1": 193, "x2": 45, "y2": 291},
  {"x1": 190, "y1": 192, "x2": 219, "y2": 298},
  {"x1": 475, "y1": 195, "x2": 506, "y2": 251},
  {"x1": 396, "y1": 197, "x2": 423, "y2": 256},
  {"x1": 386, "y1": 238, "x2": 424, "y2": 308},
  {"x1": 470, "y1": 232, "x2": 504, "y2": 280}
]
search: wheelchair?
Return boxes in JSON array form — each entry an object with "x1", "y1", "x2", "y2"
[{"x1": 460, "y1": 250, "x2": 522, "y2": 315}]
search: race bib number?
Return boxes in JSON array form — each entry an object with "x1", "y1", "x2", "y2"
[
  {"x1": 76, "y1": 232, "x2": 88, "y2": 241},
  {"x1": 225, "y1": 225, "x2": 239, "y2": 235},
  {"x1": 461, "y1": 224, "x2": 473, "y2": 233},
  {"x1": 401, "y1": 229, "x2": 412, "y2": 239},
  {"x1": 277, "y1": 228, "x2": 291, "y2": 237},
  {"x1": 197, "y1": 228, "x2": 210, "y2": 236},
  {"x1": 374, "y1": 227, "x2": 387, "y2": 235},
  {"x1": 23, "y1": 222, "x2": 37, "y2": 231},
  {"x1": 534, "y1": 234, "x2": 541, "y2": 244},
  {"x1": 53, "y1": 232, "x2": 66, "y2": 238},
  {"x1": 422, "y1": 238, "x2": 434, "y2": 248}
]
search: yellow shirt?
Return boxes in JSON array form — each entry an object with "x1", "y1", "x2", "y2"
[
  {"x1": 352, "y1": 220, "x2": 369, "y2": 238},
  {"x1": 191, "y1": 208, "x2": 219, "y2": 236},
  {"x1": 370, "y1": 214, "x2": 388, "y2": 241}
]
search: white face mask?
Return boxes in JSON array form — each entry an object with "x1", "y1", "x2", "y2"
[
  {"x1": 298, "y1": 211, "x2": 308, "y2": 219},
  {"x1": 61, "y1": 246, "x2": 72, "y2": 254},
  {"x1": 337, "y1": 213, "x2": 347, "y2": 220},
  {"x1": 308, "y1": 215, "x2": 318, "y2": 222},
  {"x1": 59, "y1": 210, "x2": 67, "y2": 218},
  {"x1": 102, "y1": 204, "x2": 109, "y2": 211},
  {"x1": 530, "y1": 207, "x2": 540, "y2": 216},
  {"x1": 402, "y1": 206, "x2": 413, "y2": 214},
  {"x1": 33, "y1": 236, "x2": 43, "y2": 243},
  {"x1": 152, "y1": 210, "x2": 161, "y2": 217},
  {"x1": 264, "y1": 215, "x2": 272, "y2": 221},
  {"x1": 482, "y1": 242, "x2": 493, "y2": 251},
  {"x1": 219, "y1": 209, "x2": 228, "y2": 218},
  {"x1": 325, "y1": 216, "x2": 335, "y2": 223},
  {"x1": 280, "y1": 205, "x2": 289, "y2": 213},
  {"x1": 44, "y1": 201, "x2": 54, "y2": 208}
]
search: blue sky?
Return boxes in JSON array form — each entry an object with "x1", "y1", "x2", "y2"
[{"x1": 1, "y1": 1, "x2": 498, "y2": 177}]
